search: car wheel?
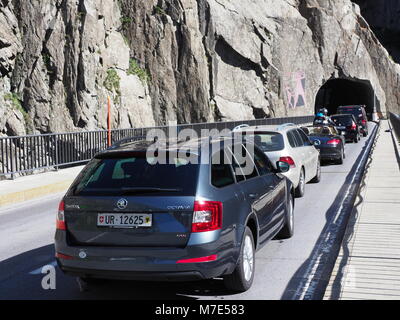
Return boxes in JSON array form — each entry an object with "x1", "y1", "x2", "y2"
[
  {"x1": 78, "y1": 277, "x2": 105, "y2": 285},
  {"x1": 337, "y1": 148, "x2": 344, "y2": 164},
  {"x1": 276, "y1": 195, "x2": 294, "y2": 239},
  {"x1": 363, "y1": 131, "x2": 368, "y2": 137},
  {"x1": 310, "y1": 160, "x2": 321, "y2": 183},
  {"x1": 223, "y1": 227, "x2": 255, "y2": 292},
  {"x1": 76, "y1": 277, "x2": 106, "y2": 291},
  {"x1": 354, "y1": 134, "x2": 359, "y2": 143},
  {"x1": 294, "y1": 168, "x2": 305, "y2": 198}
]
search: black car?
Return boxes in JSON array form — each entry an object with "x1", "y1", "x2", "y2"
[
  {"x1": 302, "y1": 126, "x2": 346, "y2": 164},
  {"x1": 337, "y1": 105, "x2": 369, "y2": 137},
  {"x1": 331, "y1": 114, "x2": 361, "y2": 143},
  {"x1": 55, "y1": 137, "x2": 295, "y2": 292}
]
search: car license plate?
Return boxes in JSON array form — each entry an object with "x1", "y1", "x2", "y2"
[{"x1": 97, "y1": 213, "x2": 152, "y2": 228}]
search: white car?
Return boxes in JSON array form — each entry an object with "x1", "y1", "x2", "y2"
[{"x1": 236, "y1": 123, "x2": 321, "y2": 197}]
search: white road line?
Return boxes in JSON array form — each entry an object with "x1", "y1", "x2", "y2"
[{"x1": 29, "y1": 261, "x2": 57, "y2": 275}]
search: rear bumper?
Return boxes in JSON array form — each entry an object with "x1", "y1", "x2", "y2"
[
  {"x1": 344, "y1": 132, "x2": 357, "y2": 141},
  {"x1": 318, "y1": 147, "x2": 342, "y2": 160},
  {"x1": 59, "y1": 265, "x2": 208, "y2": 281},
  {"x1": 55, "y1": 230, "x2": 238, "y2": 281}
]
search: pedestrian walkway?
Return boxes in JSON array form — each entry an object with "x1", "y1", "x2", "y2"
[
  {"x1": 324, "y1": 120, "x2": 400, "y2": 300},
  {"x1": 0, "y1": 165, "x2": 84, "y2": 208}
]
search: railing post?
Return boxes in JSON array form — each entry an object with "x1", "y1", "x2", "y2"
[
  {"x1": 10, "y1": 140, "x2": 15, "y2": 180},
  {"x1": 54, "y1": 135, "x2": 59, "y2": 171}
]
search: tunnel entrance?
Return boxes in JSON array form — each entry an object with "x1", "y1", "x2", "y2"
[{"x1": 315, "y1": 78, "x2": 375, "y2": 120}]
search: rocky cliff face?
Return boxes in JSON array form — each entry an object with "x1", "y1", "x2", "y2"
[
  {"x1": 353, "y1": 0, "x2": 400, "y2": 63},
  {"x1": 1, "y1": 0, "x2": 399, "y2": 137}
]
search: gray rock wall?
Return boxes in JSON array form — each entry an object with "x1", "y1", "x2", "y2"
[
  {"x1": 1, "y1": 0, "x2": 399, "y2": 136},
  {"x1": 353, "y1": 0, "x2": 400, "y2": 63}
]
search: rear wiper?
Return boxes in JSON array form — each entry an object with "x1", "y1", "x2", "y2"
[{"x1": 120, "y1": 187, "x2": 182, "y2": 194}]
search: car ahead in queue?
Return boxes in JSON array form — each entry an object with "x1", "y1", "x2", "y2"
[
  {"x1": 55, "y1": 137, "x2": 295, "y2": 292},
  {"x1": 235, "y1": 123, "x2": 321, "y2": 198},
  {"x1": 331, "y1": 114, "x2": 361, "y2": 143},
  {"x1": 337, "y1": 105, "x2": 369, "y2": 137},
  {"x1": 301, "y1": 126, "x2": 346, "y2": 164}
]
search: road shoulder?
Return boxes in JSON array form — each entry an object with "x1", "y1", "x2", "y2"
[{"x1": 0, "y1": 166, "x2": 83, "y2": 208}]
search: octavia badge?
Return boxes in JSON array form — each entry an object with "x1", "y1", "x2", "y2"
[{"x1": 117, "y1": 198, "x2": 128, "y2": 209}]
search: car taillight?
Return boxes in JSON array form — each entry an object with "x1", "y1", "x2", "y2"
[
  {"x1": 55, "y1": 252, "x2": 74, "y2": 260},
  {"x1": 361, "y1": 120, "x2": 367, "y2": 125},
  {"x1": 192, "y1": 201, "x2": 222, "y2": 233},
  {"x1": 56, "y1": 200, "x2": 66, "y2": 230},
  {"x1": 351, "y1": 122, "x2": 357, "y2": 130},
  {"x1": 327, "y1": 139, "x2": 341, "y2": 145},
  {"x1": 176, "y1": 255, "x2": 217, "y2": 264},
  {"x1": 279, "y1": 156, "x2": 296, "y2": 168}
]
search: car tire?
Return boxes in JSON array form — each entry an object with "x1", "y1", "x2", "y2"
[
  {"x1": 363, "y1": 131, "x2": 368, "y2": 137},
  {"x1": 337, "y1": 148, "x2": 344, "y2": 165},
  {"x1": 78, "y1": 277, "x2": 105, "y2": 285},
  {"x1": 310, "y1": 160, "x2": 321, "y2": 183},
  {"x1": 294, "y1": 168, "x2": 305, "y2": 198},
  {"x1": 276, "y1": 195, "x2": 294, "y2": 239},
  {"x1": 223, "y1": 227, "x2": 255, "y2": 292},
  {"x1": 354, "y1": 134, "x2": 359, "y2": 143}
]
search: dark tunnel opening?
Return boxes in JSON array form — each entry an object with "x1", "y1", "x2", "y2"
[{"x1": 315, "y1": 79, "x2": 376, "y2": 120}]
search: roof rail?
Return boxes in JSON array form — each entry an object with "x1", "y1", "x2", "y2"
[
  {"x1": 232, "y1": 124, "x2": 250, "y2": 132},
  {"x1": 108, "y1": 135, "x2": 150, "y2": 149},
  {"x1": 277, "y1": 123, "x2": 296, "y2": 130}
]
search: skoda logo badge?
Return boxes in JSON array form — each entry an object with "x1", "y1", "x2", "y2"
[
  {"x1": 79, "y1": 251, "x2": 87, "y2": 259},
  {"x1": 314, "y1": 139, "x2": 321, "y2": 146},
  {"x1": 117, "y1": 198, "x2": 128, "y2": 209}
]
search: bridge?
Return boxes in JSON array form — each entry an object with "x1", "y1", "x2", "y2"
[{"x1": 0, "y1": 114, "x2": 399, "y2": 300}]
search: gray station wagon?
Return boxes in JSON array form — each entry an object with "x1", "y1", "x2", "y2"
[{"x1": 55, "y1": 136, "x2": 295, "y2": 292}]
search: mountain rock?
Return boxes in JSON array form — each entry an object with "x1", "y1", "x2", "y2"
[{"x1": 0, "y1": 0, "x2": 399, "y2": 136}]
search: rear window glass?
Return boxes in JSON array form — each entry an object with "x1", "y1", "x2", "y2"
[
  {"x1": 331, "y1": 116, "x2": 354, "y2": 126},
  {"x1": 245, "y1": 132, "x2": 284, "y2": 152},
  {"x1": 337, "y1": 107, "x2": 363, "y2": 119},
  {"x1": 70, "y1": 154, "x2": 199, "y2": 196}
]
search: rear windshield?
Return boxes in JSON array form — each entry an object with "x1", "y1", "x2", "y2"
[
  {"x1": 308, "y1": 126, "x2": 337, "y2": 135},
  {"x1": 337, "y1": 107, "x2": 363, "y2": 119},
  {"x1": 70, "y1": 154, "x2": 199, "y2": 196},
  {"x1": 331, "y1": 116, "x2": 353, "y2": 126},
  {"x1": 245, "y1": 132, "x2": 284, "y2": 152}
]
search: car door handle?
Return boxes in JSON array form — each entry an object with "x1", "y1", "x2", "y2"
[{"x1": 248, "y1": 193, "x2": 258, "y2": 199}]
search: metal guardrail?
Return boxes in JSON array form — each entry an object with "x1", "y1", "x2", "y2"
[
  {"x1": 389, "y1": 112, "x2": 400, "y2": 142},
  {"x1": 0, "y1": 115, "x2": 314, "y2": 179}
]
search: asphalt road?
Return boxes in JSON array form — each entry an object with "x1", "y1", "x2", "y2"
[{"x1": 0, "y1": 123, "x2": 378, "y2": 300}]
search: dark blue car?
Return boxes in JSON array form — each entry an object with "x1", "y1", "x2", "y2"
[{"x1": 55, "y1": 137, "x2": 295, "y2": 292}]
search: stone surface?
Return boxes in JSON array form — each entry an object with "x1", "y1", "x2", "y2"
[
  {"x1": 0, "y1": 0, "x2": 400, "y2": 136},
  {"x1": 353, "y1": 0, "x2": 400, "y2": 63}
]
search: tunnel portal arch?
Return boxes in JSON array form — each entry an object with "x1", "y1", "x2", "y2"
[{"x1": 314, "y1": 78, "x2": 376, "y2": 120}]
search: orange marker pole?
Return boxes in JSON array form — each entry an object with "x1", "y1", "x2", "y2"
[{"x1": 107, "y1": 96, "x2": 111, "y2": 147}]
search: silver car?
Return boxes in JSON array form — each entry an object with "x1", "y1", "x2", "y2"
[{"x1": 235, "y1": 123, "x2": 321, "y2": 197}]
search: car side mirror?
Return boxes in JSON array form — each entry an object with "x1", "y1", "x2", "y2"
[
  {"x1": 276, "y1": 161, "x2": 290, "y2": 173},
  {"x1": 312, "y1": 140, "x2": 320, "y2": 146}
]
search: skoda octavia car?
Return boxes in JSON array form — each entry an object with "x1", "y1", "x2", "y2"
[{"x1": 55, "y1": 137, "x2": 295, "y2": 292}]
